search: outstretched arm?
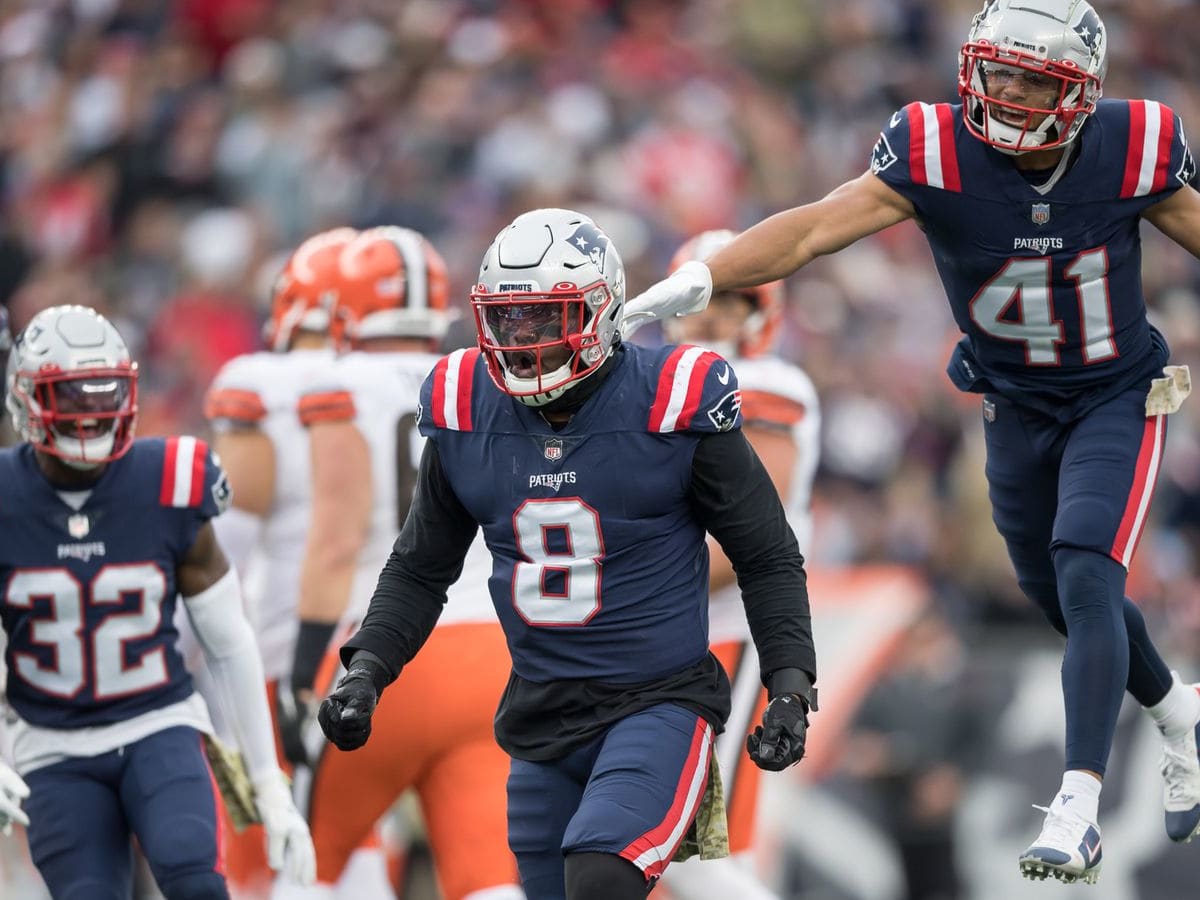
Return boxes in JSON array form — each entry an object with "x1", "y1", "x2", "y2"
[
  {"x1": 707, "y1": 172, "x2": 917, "y2": 291},
  {"x1": 623, "y1": 173, "x2": 914, "y2": 330}
]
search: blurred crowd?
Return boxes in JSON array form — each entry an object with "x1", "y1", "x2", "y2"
[{"x1": 1, "y1": 2, "x2": 1199, "y2": 896}]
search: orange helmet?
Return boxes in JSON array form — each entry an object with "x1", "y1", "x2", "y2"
[
  {"x1": 333, "y1": 226, "x2": 450, "y2": 349},
  {"x1": 265, "y1": 227, "x2": 358, "y2": 352},
  {"x1": 667, "y1": 229, "x2": 783, "y2": 359}
]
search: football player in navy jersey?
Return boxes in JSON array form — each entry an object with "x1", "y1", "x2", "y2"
[
  {"x1": 0, "y1": 305, "x2": 315, "y2": 897},
  {"x1": 627, "y1": 0, "x2": 1200, "y2": 886},
  {"x1": 317, "y1": 208, "x2": 818, "y2": 900}
]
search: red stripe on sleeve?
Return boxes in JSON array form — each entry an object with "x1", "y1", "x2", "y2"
[
  {"x1": 935, "y1": 104, "x2": 961, "y2": 192},
  {"x1": 189, "y1": 439, "x2": 208, "y2": 507},
  {"x1": 906, "y1": 103, "x2": 928, "y2": 185},
  {"x1": 1151, "y1": 103, "x2": 1175, "y2": 194},
  {"x1": 456, "y1": 349, "x2": 479, "y2": 432},
  {"x1": 675, "y1": 352, "x2": 720, "y2": 430},
  {"x1": 1120, "y1": 100, "x2": 1147, "y2": 198},
  {"x1": 648, "y1": 347, "x2": 689, "y2": 432},
  {"x1": 430, "y1": 356, "x2": 449, "y2": 429},
  {"x1": 159, "y1": 437, "x2": 179, "y2": 506}
]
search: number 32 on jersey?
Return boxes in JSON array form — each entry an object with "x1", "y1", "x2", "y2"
[{"x1": 6, "y1": 563, "x2": 168, "y2": 700}]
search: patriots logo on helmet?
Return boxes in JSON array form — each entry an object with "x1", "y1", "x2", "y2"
[
  {"x1": 870, "y1": 134, "x2": 898, "y2": 174},
  {"x1": 978, "y1": 0, "x2": 1002, "y2": 25},
  {"x1": 1073, "y1": 8, "x2": 1104, "y2": 54},
  {"x1": 707, "y1": 389, "x2": 742, "y2": 432},
  {"x1": 566, "y1": 223, "x2": 609, "y2": 271}
]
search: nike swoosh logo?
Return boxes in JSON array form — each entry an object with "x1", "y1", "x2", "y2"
[
  {"x1": 890, "y1": 110, "x2": 903, "y2": 128},
  {"x1": 717, "y1": 366, "x2": 730, "y2": 385}
]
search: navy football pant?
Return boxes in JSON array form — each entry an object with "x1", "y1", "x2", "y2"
[
  {"x1": 506, "y1": 703, "x2": 713, "y2": 900},
  {"x1": 984, "y1": 387, "x2": 1174, "y2": 775},
  {"x1": 24, "y1": 725, "x2": 228, "y2": 899}
]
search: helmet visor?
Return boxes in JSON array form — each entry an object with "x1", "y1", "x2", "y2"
[{"x1": 42, "y1": 372, "x2": 134, "y2": 441}]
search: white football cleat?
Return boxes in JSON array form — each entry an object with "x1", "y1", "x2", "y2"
[
  {"x1": 1160, "y1": 684, "x2": 1200, "y2": 843},
  {"x1": 1018, "y1": 804, "x2": 1102, "y2": 885}
]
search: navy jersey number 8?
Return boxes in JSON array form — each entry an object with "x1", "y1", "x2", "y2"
[{"x1": 511, "y1": 498, "x2": 604, "y2": 626}]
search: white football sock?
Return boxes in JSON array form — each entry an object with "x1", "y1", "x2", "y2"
[
  {"x1": 1146, "y1": 671, "x2": 1200, "y2": 738},
  {"x1": 1051, "y1": 770, "x2": 1101, "y2": 824}
]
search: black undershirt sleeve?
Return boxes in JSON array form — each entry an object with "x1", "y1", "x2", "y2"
[
  {"x1": 687, "y1": 429, "x2": 817, "y2": 685},
  {"x1": 339, "y1": 440, "x2": 478, "y2": 685}
]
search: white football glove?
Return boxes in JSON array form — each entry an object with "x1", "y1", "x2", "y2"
[
  {"x1": 254, "y1": 770, "x2": 316, "y2": 886},
  {"x1": 0, "y1": 760, "x2": 29, "y2": 836},
  {"x1": 621, "y1": 260, "x2": 713, "y2": 338}
]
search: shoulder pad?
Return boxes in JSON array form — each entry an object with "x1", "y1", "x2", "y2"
[
  {"x1": 419, "y1": 348, "x2": 482, "y2": 434},
  {"x1": 158, "y1": 436, "x2": 230, "y2": 515},
  {"x1": 647, "y1": 345, "x2": 742, "y2": 434},
  {"x1": 1118, "y1": 100, "x2": 1195, "y2": 198},
  {"x1": 871, "y1": 102, "x2": 962, "y2": 193}
]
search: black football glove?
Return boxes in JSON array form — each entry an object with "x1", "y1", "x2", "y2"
[
  {"x1": 274, "y1": 684, "x2": 314, "y2": 767},
  {"x1": 747, "y1": 693, "x2": 812, "y2": 771},
  {"x1": 317, "y1": 668, "x2": 378, "y2": 751}
]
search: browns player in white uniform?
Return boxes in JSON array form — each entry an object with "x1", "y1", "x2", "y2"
[
  {"x1": 657, "y1": 230, "x2": 820, "y2": 900},
  {"x1": 282, "y1": 228, "x2": 521, "y2": 900},
  {"x1": 205, "y1": 228, "x2": 393, "y2": 897}
]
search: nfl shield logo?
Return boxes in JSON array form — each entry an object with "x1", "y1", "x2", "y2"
[
  {"x1": 544, "y1": 439, "x2": 563, "y2": 461},
  {"x1": 67, "y1": 513, "x2": 90, "y2": 538},
  {"x1": 1031, "y1": 202, "x2": 1051, "y2": 226}
]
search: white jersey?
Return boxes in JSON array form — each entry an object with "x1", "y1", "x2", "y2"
[
  {"x1": 709, "y1": 354, "x2": 821, "y2": 643},
  {"x1": 207, "y1": 349, "x2": 333, "y2": 680},
  {"x1": 308, "y1": 351, "x2": 497, "y2": 629}
]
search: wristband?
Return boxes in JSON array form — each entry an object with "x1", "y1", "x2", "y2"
[{"x1": 291, "y1": 620, "x2": 336, "y2": 693}]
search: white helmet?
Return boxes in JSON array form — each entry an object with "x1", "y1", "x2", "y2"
[
  {"x1": 959, "y1": 0, "x2": 1107, "y2": 155},
  {"x1": 471, "y1": 208, "x2": 625, "y2": 406},
  {"x1": 6, "y1": 305, "x2": 138, "y2": 468}
]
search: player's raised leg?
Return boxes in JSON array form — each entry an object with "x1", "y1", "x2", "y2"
[
  {"x1": 982, "y1": 394, "x2": 1106, "y2": 883},
  {"x1": 1059, "y1": 389, "x2": 1200, "y2": 844}
]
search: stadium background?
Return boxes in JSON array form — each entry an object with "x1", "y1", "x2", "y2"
[{"x1": 0, "y1": 1, "x2": 1198, "y2": 898}]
